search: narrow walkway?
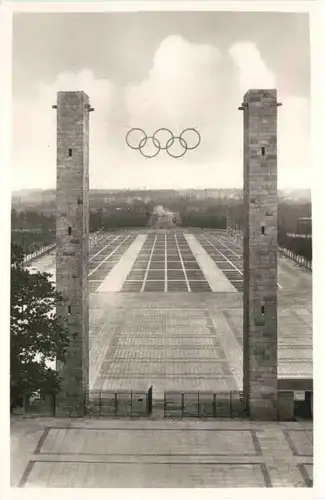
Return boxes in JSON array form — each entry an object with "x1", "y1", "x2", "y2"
[
  {"x1": 141, "y1": 234, "x2": 158, "y2": 292},
  {"x1": 184, "y1": 234, "x2": 237, "y2": 292},
  {"x1": 97, "y1": 235, "x2": 148, "y2": 292}
]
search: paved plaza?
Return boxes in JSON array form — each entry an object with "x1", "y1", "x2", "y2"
[
  {"x1": 13, "y1": 229, "x2": 313, "y2": 488},
  {"x1": 88, "y1": 230, "x2": 312, "y2": 391},
  {"x1": 11, "y1": 416, "x2": 313, "y2": 488},
  {"x1": 32, "y1": 229, "x2": 312, "y2": 392}
]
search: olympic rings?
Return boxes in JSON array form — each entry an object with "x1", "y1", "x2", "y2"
[{"x1": 125, "y1": 127, "x2": 201, "y2": 158}]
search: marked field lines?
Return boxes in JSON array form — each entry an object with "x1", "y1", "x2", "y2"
[
  {"x1": 165, "y1": 233, "x2": 168, "y2": 293},
  {"x1": 34, "y1": 230, "x2": 290, "y2": 295},
  {"x1": 201, "y1": 235, "x2": 243, "y2": 275},
  {"x1": 214, "y1": 235, "x2": 241, "y2": 259},
  {"x1": 126, "y1": 279, "x2": 209, "y2": 283},
  {"x1": 220, "y1": 268, "x2": 242, "y2": 272},
  {"x1": 89, "y1": 235, "x2": 120, "y2": 262},
  {"x1": 122, "y1": 232, "x2": 212, "y2": 293},
  {"x1": 185, "y1": 234, "x2": 236, "y2": 293},
  {"x1": 201, "y1": 233, "x2": 283, "y2": 290},
  {"x1": 88, "y1": 230, "x2": 285, "y2": 294},
  {"x1": 89, "y1": 236, "x2": 131, "y2": 277}
]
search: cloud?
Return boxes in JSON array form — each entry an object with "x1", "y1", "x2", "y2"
[
  {"x1": 124, "y1": 35, "x2": 226, "y2": 167},
  {"x1": 229, "y1": 41, "x2": 276, "y2": 92},
  {"x1": 12, "y1": 37, "x2": 310, "y2": 190},
  {"x1": 228, "y1": 42, "x2": 310, "y2": 188},
  {"x1": 125, "y1": 35, "x2": 221, "y2": 129},
  {"x1": 12, "y1": 70, "x2": 114, "y2": 190},
  {"x1": 278, "y1": 95, "x2": 310, "y2": 188}
]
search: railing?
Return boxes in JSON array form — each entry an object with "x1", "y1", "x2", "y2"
[
  {"x1": 85, "y1": 387, "x2": 153, "y2": 417},
  {"x1": 88, "y1": 230, "x2": 105, "y2": 249},
  {"x1": 11, "y1": 392, "x2": 56, "y2": 416},
  {"x1": 163, "y1": 390, "x2": 247, "y2": 418},
  {"x1": 278, "y1": 246, "x2": 312, "y2": 271},
  {"x1": 23, "y1": 243, "x2": 56, "y2": 264},
  {"x1": 22, "y1": 230, "x2": 106, "y2": 266},
  {"x1": 286, "y1": 233, "x2": 312, "y2": 239},
  {"x1": 12, "y1": 386, "x2": 313, "y2": 420},
  {"x1": 12, "y1": 387, "x2": 153, "y2": 417},
  {"x1": 226, "y1": 229, "x2": 312, "y2": 272}
]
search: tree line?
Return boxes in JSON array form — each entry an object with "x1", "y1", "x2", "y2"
[
  {"x1": 89, "y1": 206, "x2": 151, "y2": 231},
  {"x1": 11, "y1": 198, "x2": 312, "y2": 260}
]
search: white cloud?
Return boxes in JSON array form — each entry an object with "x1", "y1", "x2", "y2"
[
  {"x1": 228, "y1": 41, "x2": 310, "y2": 189},
  {"x1": 278, "y1": 95, "x2": 310, "y2": 188},
  {"x1": 229, "y1": 42, "x2": 276, "y2": 92},
  {"x1": 125, "y1": 35, "x2": 221, "y2": 130},
  {"x1": 12, "y1": 38, "x2": 310, "y2": 191},
  {"x1": 12, "y1": 70, "x2": 114, "y2": 190}
]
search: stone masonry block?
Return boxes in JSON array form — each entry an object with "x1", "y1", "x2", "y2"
[
  {"x1": 242, "y1": 89, "x2": 279, "y2": 421},
  {"x1": 55, "y1": 91, "x2": 91, "y2": 417}
]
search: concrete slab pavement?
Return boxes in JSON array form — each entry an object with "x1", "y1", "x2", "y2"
[
  {"x1": 184, "y1": 234, "x2": 237, "y2": 292},
  {"x1": 97, "y1": 234, "x2": 147, "y2": 292},
  {"x1": 11, "y1": 416, "x2": 313, "y2": 488}
]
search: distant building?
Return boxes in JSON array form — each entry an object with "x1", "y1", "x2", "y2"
[{"x1": 286, "y1": 217, "x2": 312, "y2": 239}]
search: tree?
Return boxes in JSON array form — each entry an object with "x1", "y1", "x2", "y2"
[{"x1": 10, "y1": 243, "x2": 69, "y2": 411}]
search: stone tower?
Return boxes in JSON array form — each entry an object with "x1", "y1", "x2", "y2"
[
  {"x1": 240, "y1": 89, "x2": 280, "y2": 420},
  {"x1": 54, "y1": 91, "x2": 93, "y2": 416}
]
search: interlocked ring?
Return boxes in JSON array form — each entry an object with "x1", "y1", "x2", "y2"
[
  {"x1": 138, "y1": 136, "x2": 161, "y2": 158},
  {"x1": 180, "y1": 128, "x2": 201, "y2": 150},
  {"x1": 152, "y1": 128, "x2": 174, "y2": 150},
  {"x1": 125, "y1": 127, "x2": 201, "y2": 158},
  {"x1": 125, "y1": 128, "x2": 147, "y2": 150},
  {"x1": 166, "y1": 136, "x2": 187, "y2": 158}
]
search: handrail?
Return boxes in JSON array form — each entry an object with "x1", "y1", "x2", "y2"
[
  {"x1": 22, "y1": 230, "x2": 106, "y2": 265},
  {"x1": 226, "y1": 228, "x2": 312, "y2": 272},
  {"x1": 278, "y1": 245, "x2": 312, "y2": 271}
]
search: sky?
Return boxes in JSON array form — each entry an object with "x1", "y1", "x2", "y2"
[{"x1": 12, "y1": 11, "x2": 311, "y2": 191}]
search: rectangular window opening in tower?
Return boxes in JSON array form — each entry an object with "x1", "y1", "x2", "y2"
[
  {"x1": 261, "y1": 225, "x2": 265, "y2": 235},
  {"x1": 261, "y1": 146, "x2": 265, "y2": 156},
  {"x1": 68, "y1": 226, "x2": 72, "y2": 235},
  {"x1": 68, "y1": 305, "x2": 71, "y2": 314},
  {"x1": 68, "y1": 148, "x2": 72, "y2": 157},
  {"x1": 261, "y1": 305, "x2": 265, "y2": 315}
]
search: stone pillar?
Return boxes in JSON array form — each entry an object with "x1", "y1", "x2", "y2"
[
  {"x1": 240, "y1": 89, "x2": 280, "y2": 420},
  {"x1": 54, "y1": 91, "x2": 93, "y2": 416}
]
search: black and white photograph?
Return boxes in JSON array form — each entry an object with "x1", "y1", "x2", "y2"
[{"x1": 2, "y1": 0, "x2": 324, "y2": 494}]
